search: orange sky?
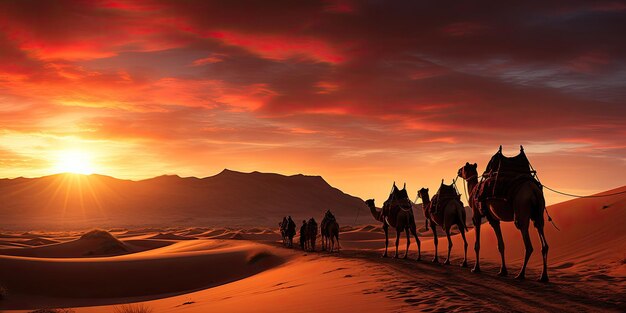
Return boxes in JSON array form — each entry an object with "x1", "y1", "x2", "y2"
[{"x1": 0, "y1": 1, "x2": 625, "y2": 205}]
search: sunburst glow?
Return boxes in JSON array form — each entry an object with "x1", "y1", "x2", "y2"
[{"x1": 53, "y1": 150, "x2": 95, "y2": 175}]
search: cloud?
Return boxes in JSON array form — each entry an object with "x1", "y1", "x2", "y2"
[{"x1": 0, "y1": 0, "x2": 624, "y2": 203}]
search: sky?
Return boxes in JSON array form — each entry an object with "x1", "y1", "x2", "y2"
[{"x1": 0, "y1": 0, "x2": 625, "y2": 205}]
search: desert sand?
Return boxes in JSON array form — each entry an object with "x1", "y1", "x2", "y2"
[{"x1": 0, "y1": 187, "x2": 624, "y2": 312}]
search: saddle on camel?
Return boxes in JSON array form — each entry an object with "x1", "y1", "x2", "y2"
[
  {"x1": 475, "y1": 145, "x2": 541, "y2": 215},
  {"x1": 426, "y1": 181, "x2": 462, "y2": 219},
  {"x1": 382, "y1": 183, "x2": 411, "y2": 222}
]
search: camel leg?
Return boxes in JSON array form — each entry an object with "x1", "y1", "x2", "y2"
[
  {"x1": 410, "y1": 224, "x2": 421, "y2": 261},
  {"x1": 335, "y1": 234, "x2": 340, "y2": 252},
  {"x1": 515, "y1": 221, "x2": 533, "y2": 280},
  {"x1": 472, "y1": 216, "x2": 482, "y2": 273},
  {"x1": 459, "y1": 224, "x2": 468, "y2": 267},
  {"x1": 431, "y1": 220, "x2": 439, "y2": 263},
  {"x1": 489, "y1": 218, "x2": 508, "y2": 276},
  {"x1": 382, "y1": 224, "x2": 389, "y2": 258},
  {"x1": 324, "y1": 235, "x2": 328, "y2": 251},
  {"x1": 403, "y1": 228, "x2": 410, "y2": 259},
  {"x1": 329, "y1": 235, "x2": 333, "y2": 252},
  {"x1": 329, "y1": 236, "x2": 332, "y2": 252},
  {"x1": 393, "y1": 228, "x2": 401, "y2": 258},
  {"x1": 536, "y1": 221, "x2": 549, "y2": 282},
  {"x1": 332, "y1": 234, "x2": 339, "y2": 252},
  {"x1": 444, "y1": 226, "x2": 452, "y2": 265}
]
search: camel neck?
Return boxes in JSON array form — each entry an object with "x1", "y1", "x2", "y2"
[
  {"x1": 368, "y1": 204, "x2": 383, "y2": 222},
  {"x1": 421, "y1": 195, "x2": 431, "y2": 205},
  {"x1": 467, "y1": 177, "x2": 478, "y2": 195}
]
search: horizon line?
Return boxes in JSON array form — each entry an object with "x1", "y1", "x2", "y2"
[{"x1": 0, "y1": 168, "x2": 325, "y2": 182}]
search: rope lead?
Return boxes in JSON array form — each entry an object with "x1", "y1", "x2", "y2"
[{"x1": 542, "y1": 184, "x2": 626, "y2": 198}]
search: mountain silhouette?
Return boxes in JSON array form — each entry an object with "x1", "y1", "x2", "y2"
[{"x1": 0, "y1": 170, "x2": 367, "y2": 229}]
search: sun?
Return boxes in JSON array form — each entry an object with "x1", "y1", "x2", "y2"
[{"x1": 53, "y1": 150, "x2": 95, "y2": 175}]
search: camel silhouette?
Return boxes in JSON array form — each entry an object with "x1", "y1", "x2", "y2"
[
  {"x1": 366, "y1": 183, "x2": 421, "y2": 260},
  {"x1": 457, "y1": 146, "x2": 549, "y2": 282},
  {"x1": 417, "y1": 184, "x2": 468, "y2": 266}
]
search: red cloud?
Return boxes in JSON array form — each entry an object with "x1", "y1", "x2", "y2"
[
  {"x1": 0, "y1": 0, "x2": 624, "y2": 200},
  {"x1": 207, "y1": 31, "x2": 345, "y2": 64},
  {"x1": 191, "y1": 54, "x2": 225, "y2": 66}
]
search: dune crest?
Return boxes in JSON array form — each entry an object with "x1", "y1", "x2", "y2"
[{"x1": 0, "y1": 230, "x2": 153, "y2": 258}]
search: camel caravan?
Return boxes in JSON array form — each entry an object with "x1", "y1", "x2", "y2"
[
  {"x1": 279, "y1": 210, "x2": 340, "y2": 253},
  {"x1": 365, "y1": 145, "x2": 550, "y2": 282},
  {"x1": 279, "y1": 146, "x2": 550, "y2": 282}
]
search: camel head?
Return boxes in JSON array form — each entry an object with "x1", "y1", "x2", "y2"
[
  {"x1": 416, "y1": 187, "x2": 430, "y2": 202},
  {"x1": 458, "y1": 162, "x2": 478, "y2": 180},
  {"x1": 365, "y1": 199, "x2": 376, "y2": 208}
]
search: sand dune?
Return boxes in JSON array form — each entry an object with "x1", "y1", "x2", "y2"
[
  {"x1": 147, "y1": 233, "x2": 197, "y2": 241},
  {"x1": 0, "y1": 187, "x2": 623, "y2": 312},
  {"x1": 0, "y1": 230, "x2": 173, "y2": 258},
  {"x1": 177, "y1": 227, "x2": 210, "y2": 236},
  {"x1": 195, "y1": 228, "x2": 229, "y2": 238},
  {"x1": 0, "y1": 240, "x2": 287, "y2": 310},
  {"x1": 19, "y1": 237, "x2": 59, "y2": 246}
]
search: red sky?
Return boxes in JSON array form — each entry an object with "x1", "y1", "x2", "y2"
[{"x1": 1, "y1": 0, "x2": 625, "y2": 204}]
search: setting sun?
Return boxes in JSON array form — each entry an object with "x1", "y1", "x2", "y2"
[{"x1": 53, "y1": 150, "x2": 95, "y2": 175}]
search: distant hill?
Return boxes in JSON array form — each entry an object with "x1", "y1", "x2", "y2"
[{"x1": 0, "y1": 170, "x2": 368, "y2": 229}]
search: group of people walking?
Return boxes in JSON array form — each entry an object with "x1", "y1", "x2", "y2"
[{"x1": 279, "y1": 210, "x2": 340, "y2": 252}]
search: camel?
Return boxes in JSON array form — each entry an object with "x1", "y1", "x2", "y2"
[
  {"x1": 321, "y1": 210, "x2": 340, "y2": 252},
  {"x1": 320, "y1": 213, "x2": 330, "y2": 251},
  {"x1": 416, "y1": 185, "x2": 468, "y2": 266},
  {"x1": 457, "y1": 147, "x2": 549, "y2": 282},
  {"x1": 285, "y1": 216, "x2": 296, "y2": 248},
  {"x1": 307, "y1": 218, "x2": 318, "y2": 251},
  {"x1": 365, "y1": 183, "x2": 421, "y2": 260},
  {"x1": 279, "y1": 217, "x2": 288, "y2": 246},
  {"x1": 300, "y1": 220, "x2": 308, "y2": 250}
]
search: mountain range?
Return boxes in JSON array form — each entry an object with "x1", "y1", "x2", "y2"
[{"x1": 0, "y1": 169, "x2": 368, "y2": 229}]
